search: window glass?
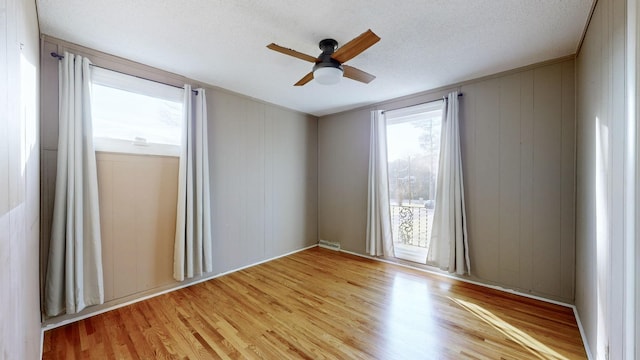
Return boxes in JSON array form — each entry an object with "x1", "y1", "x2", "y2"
[
  {"x1": 385, "y1": 100, "x2": 443, "y2": 258},
  {"x1": 91, "y1": 67, "x2": 183, "y2": 156}
]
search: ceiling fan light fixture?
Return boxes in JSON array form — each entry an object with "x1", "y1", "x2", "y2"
[
  {"x1": 313, "y1": 66, "x2": 343, "y2": 85},
  {"x1": 267, "y1": 29, "x2": 379, "y2": 86}
]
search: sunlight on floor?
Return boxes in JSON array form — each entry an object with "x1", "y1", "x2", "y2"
[
  {"x1": 383, "y1": 273, "x2": 440, "y2": 357},
  {"x1": 450, "y1": 297, "x2": 569, "y2": 360}
]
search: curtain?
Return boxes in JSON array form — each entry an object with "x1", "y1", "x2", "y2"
[
  {"x1": 426, "y1": 91, "x2": 470, "y2": 274},
  {"x1": 366, "y1": 110, "x2": 395, "y2": 257},
  {"x1": 45, "y1": 52, "x2": 104, "y2": 316},
  {"x1": 174, "y1": 86, "x2": 212, "y2": 281}
]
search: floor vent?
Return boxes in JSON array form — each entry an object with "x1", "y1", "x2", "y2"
[{"x1": 318, "y1": 240, "x2": 341, "y2": 251}]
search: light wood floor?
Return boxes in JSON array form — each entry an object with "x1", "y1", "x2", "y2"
[{"x1": 42, "y1": 247, "x2": 587, "y2": 359}]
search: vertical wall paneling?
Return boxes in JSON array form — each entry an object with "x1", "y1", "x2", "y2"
[
  {"x1": 244, "y1": 100, "x2": 267, "y2": 263},
  {"x1": 319, "y1": 58, "x2": 576, "y2": 302},
  {"x1": 468, "y1": 78, "x2": 501, "y2": 282},
  {"x1": 532, "y1": 64, "x2": 563, "y2": 297},
  {"x1": 560, "y1": 61, "x2": 576, "y2": 301},
  {"x1": 318, "y1": 108, "x2": 371, "y2": 254},
  {"x1": 97, "y1": 154, "x2": 179, "y2": 300},
  {"x1": 111, "y1": 159, "x2": 140, "y2": 297},
  {"x1": 0, "y1": 0, "x2": 41, "y2": 358},
  {"x1": 498, "y1": 73, "x2": 522, "y2": 287},
  {"x1": 518, "y1": 70, "x2": 535, "y2": 291},
  {"x1": 575, "y1": 0, "x2": 633, "y2": 357},
  {"x1": 268, "y1": 105, "x2": 318, "y2": 257},
  {"x1": 39, "y1": 42, "x2": 59, "y2": 297},
  {"x1": 575, "y1": 2, "x2": 603, "y2": 357},
  {"x1": 263, "y1": 105, "x2": 275, "y2": 258},
  {"x1": 634, "y1": 4, "x2": 640, "y2": 359},
  {"x1": 608, "y1": 0, "x2": 628, "y2": 358},
  {"x1": 96, "y1": 160, "x2": 114, "y2": 301},
  {"x1": 207, "y1": 90, "x2": 318, "y2": 268},
  {"x1": 209, "y1": 91, "x2": 243, "y2": 272}
]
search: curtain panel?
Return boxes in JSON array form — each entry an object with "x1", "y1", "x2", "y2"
[
  {"x1": 174, "y1": 86, "x2": 213, "y2": 281},
  {"x1": 366, "y1": 110, "x2": 395, "y2": 257},
  {"x1": 426, "y1": 91, "x2": 470, "y2": 274},
  {"x1": 45, "y1": 52, "x2": 104, "y2": 316}
]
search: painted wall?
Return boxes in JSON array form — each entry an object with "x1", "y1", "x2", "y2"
[
  {"x1": 575, "y1": 0, "x2": 630, "y2": 358},
  {"x1": 40, "y1": 37, "x2": 318, "y2": 318},
  {"x1": 208, "y1": 90, "x2": 318, "y2": 271},
  {"x1": 0, "y1": 0, "x2": 41, "y2": 358},
  {"x1": 319, "y1": 58, "x2": 576, "y2": 303},
  {"x1": 97, "y1": 153, "x2": 179, "y2": 301}
]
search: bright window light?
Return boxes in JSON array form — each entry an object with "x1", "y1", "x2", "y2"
[
  {"x1": 385, "y1": 100, "x2": 443, "y2": 259},
  {"x1": 91, "y1": 67, "x2": 184, "y2": 156}
]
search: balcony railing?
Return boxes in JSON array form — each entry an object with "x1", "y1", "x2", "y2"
[{"x1": 390, "y1": 204, "x2": 434, "y2": 248}]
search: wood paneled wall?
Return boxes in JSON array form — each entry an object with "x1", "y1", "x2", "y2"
[
  {"x1": 97, "y1": 153, "x2": 179, "y2": 301},
  {"x1": 460, "y1": 61, "x2": 575, "y2": 301},
  {"x1": 40, "y1": 37, "x2": 318, "y2": 320},
  {"x1": 575, "y1": 0, "x2": 629, "y2": 358},
  {"x1": 318, "y1": 58, "x2": 576, "y2": 303},
  {"x1": 208, "y1": 90, "x2": 318, "y2": 274},
  {"x1": 0, "y1": 0, "x2": 41, "y2": 358}
]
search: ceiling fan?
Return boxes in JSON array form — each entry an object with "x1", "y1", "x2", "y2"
[{"x1": 267, "y1": 29, "x2": 380, "y2": 86}]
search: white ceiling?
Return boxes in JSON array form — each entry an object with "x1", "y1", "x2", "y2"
[{"x1": 36, "y1": 0, "x2": 593, "y2": 117}]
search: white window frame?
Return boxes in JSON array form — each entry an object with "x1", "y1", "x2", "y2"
[{"x1": 384, "y1": 100, "x2": 444, "y2": 262}]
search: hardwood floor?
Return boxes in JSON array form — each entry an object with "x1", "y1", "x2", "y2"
[{"x1": 42, "y1": 247, "x2": 587, "y2": 359}]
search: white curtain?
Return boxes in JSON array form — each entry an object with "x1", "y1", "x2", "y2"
[
  {"x1": 426, "y1": 91, "x2": 470, "y2": 274},
  {"x1": 174, "y1": 85, "x2": 212, "y2": 281},
  {"x1": 366, "y1": 110, "x2": 395, "y2": 257},
  {"x1": 45, "y1": 52, "x2": 104, "y2": 316}
]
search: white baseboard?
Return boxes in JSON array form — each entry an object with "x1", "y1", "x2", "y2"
[
  {"x1": 41, "y1": 244, "x2": 318, "y2": 332},
  {"x1": 338, "y1": 248, "x2": 574, "y2": 307},
  {"x1": 572, "y1": 306, "x2": 594, "y2": 359},
  {"x1": 40, "y1": 327, "x2": 44, "y2": 360}
]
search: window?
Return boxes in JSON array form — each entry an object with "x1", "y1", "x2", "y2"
[
  {"x1": 91, "y1": 67, "x2": 184, "y2": 156},
  {"x1": 385, "y1": 100, "x2": 443, "y2": 261}
]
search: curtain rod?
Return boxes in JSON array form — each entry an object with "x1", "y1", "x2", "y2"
[
  {"x1": 50, "y1": 52, "x2": 198, "y2": 95},
  {"x1": 381, "y1": 93, "x2": 462, "y2": 114}
]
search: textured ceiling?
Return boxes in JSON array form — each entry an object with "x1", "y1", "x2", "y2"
[{"x1": 36, "y1": 0, "x2": 593, "y2": 117}]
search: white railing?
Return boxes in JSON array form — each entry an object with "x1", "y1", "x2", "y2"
[{"x1": 390, "y1": 204, "x2": 434, "y2": 248}]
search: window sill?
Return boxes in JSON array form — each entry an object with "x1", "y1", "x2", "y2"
[{"x1": 93, "y1": 138, "x2": 180, "y2": 157}]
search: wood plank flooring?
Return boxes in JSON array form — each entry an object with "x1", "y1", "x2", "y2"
[{"x1": 42, "y1": 247, "x2": 587, "y2": 359}]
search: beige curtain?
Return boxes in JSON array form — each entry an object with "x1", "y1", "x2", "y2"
[
  {"x1": 366, "y1": 110, "x2": 395, "y2": 257},
  {"x1": 426, "y1": 91, "x2": 470, "y2": 274},
  {"x1": 45, "y1": 52, "x2": 104, "y2": 316},
  {"x1": 174, "y1": 86, "x2": 212, "y2": 281}
]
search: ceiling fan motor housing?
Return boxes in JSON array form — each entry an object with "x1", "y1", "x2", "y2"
[
  {"x1": 319, "y1": 38, "x2": 338, "y2": 54},
  {"x1": 314, "y1": 38, "x2": 343, "y2": 72}
]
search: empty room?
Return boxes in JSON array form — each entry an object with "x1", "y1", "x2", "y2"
[{"x1": 1, "y1": 0, "x2": 639, "y2": 359}]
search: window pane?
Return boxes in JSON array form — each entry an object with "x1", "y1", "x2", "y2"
[
  {"x1": 386, "y1": 101, "x2": 443, "y2": 253},
  {"x1": 387, "y1": 108, "x2": 442, "y2": 206},
  {"x1": 90, "y1": 67, "x2": 184, "y2": 155},
  {"x1": 92, "y1": 84, "x2": 183, "y2": 146}
]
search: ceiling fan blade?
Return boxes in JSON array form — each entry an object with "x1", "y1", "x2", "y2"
[
  {"x1": 294, "y1": 72, "x2": 314, "y2": 86},
  {"x1": 267, "y1": 43, "x2": 317, "y2": 63},
  {"x1": 331, "y1": 29, "x2": 380, "y2": 64},
  {"x1": 343, "y1": 65, "x2": 376, "y2": 84}
]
